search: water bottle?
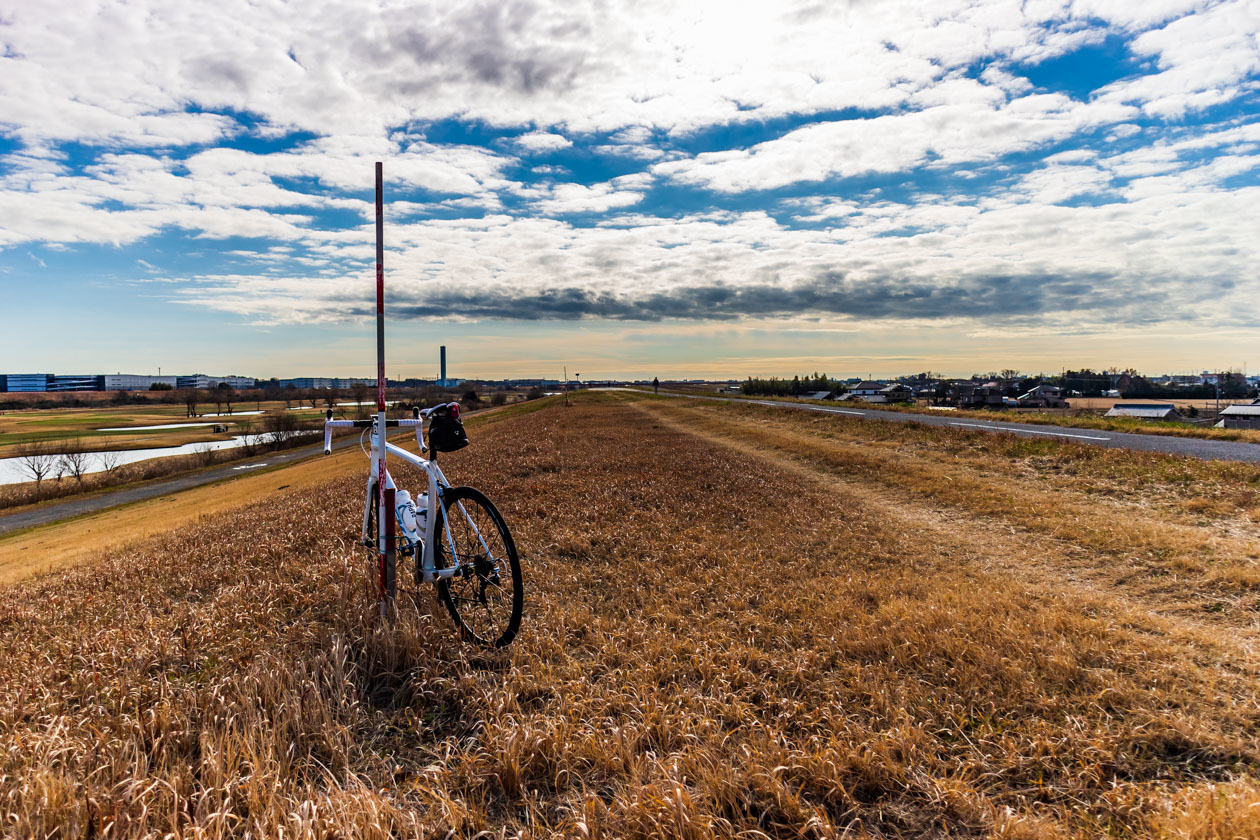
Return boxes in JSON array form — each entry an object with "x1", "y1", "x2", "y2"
[{"x1": 396, "y1": 490, "x2": 421, "y2": 542}]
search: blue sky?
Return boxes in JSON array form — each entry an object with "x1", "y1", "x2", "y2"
[{"x1": 1, "y1": 0, "x2": 1258, "y2": 380}]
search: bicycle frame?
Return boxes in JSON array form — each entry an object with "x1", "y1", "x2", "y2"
[
  {"x1": 366, "y1": 426, "x2": 459, "y2": 583},
  {"x1": 325, "y1": 410, "x2": 492, "y2": 585}
]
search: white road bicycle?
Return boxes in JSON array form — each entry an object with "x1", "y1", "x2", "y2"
[{"x1": 324, "y1": 403, "x2": 523, "y2": 647}]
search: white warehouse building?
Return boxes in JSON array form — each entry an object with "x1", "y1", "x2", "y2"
[
  {"x1": 176, "y1": 375, "x2": 256, "y2": 389},
  {"x1": 103, "y1": 374, "x2": 178, "y2": 390}
]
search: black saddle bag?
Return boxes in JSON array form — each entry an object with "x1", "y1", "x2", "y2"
[{"x1": 428, "y1": 411, "x2": 469, "y2": 452}]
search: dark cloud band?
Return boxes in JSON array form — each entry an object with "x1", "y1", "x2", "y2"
[{"x1": 355, "y1": 271, "x2": 1185, "y2": 322}]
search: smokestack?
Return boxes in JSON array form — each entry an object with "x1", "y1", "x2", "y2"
[{"x1": 440, "y1": 345, "x2": 447, "y2": 383}]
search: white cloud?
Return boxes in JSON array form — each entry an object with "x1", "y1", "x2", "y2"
[
  {"x1": 1, "y1": 0, "x2": 1256, "y2": 338},
  {"x1": 530, "y1": 181, "x2": 645, "y2": 215},
  {"x1": 652, "y1": 94, "x2": 1135, "y2": 192},
  {"x1": 159, "y1": 155, "x2": 1260, "y2": 327},
  {"x1": 514, "y1": 131, "x2": 573, "y2": 152},
  {"x1": 1094, "y1": 1, "x2": 1260, "y2": 117},
  {"x1": 5, "y1": 0, "x2": 1237, "y2": 147}
]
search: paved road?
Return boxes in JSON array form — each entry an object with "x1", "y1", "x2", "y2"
[
  {"x1": 0, "y1": 434, "x2": 357, "y2": 538},
  {"x1": 650, "y1": 390, "x2": 1260, "y2": 464}
]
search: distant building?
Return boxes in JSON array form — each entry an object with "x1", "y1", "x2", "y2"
[
  {"x1": 506, "y1": 379, "x2": 561, "y2": 387},
  {"x1": 1017, "y1": 384, "x2": 1067, "y2": 408},
  {"x1": 3, "y1": 374, "x2": 49, "y2": 392},
  {"x1": 1216, "y1": 404, "x2": 1260, "y2": 430},
  {"x1": 104, "y1": 374, "x2": 178, "y2": 391},
  {"x1": 176, "y1": 375, "x2": 256, "y2": 389},
  {"x1": 1105, "y1": 403, "x2": 1183, "y2": 421},
  {"x1": 47, "y1": 375, "x2": 103, "y2": 392},
  {"x1": 880, "y1": 383, "x2": 914, "y2": 402},
  {"x1": 950, "y1": 381, "x2": 1005, "y2": 409},
  {"x1": 842, "y1": 381, "x2": 889, "y2": 402},
  {"x1": 1167, "y1": 375, "x2": 1204, "y2": 388},
  {"x1": 278, "y1": 377, "x2": 373, "y2": 390}
]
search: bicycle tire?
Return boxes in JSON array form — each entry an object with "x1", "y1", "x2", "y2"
[{"x1": 433, "y1": 486, "x2": 523, "y2": 648}]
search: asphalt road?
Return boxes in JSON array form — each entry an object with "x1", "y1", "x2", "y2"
[{"x1": 651, "y1": 390, "x2": 1260, "y2": 465}]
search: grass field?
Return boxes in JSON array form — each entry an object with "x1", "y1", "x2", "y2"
[
  {"x1": 0, "y1": 401, "x2": 334, "y2": 456},
  {"x1": 1, "y1": 391, "x2": 1258, "y2": 837}
]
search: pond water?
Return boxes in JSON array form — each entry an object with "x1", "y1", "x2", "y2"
[{"x1": 0, "y1": 431, "x2": 318, "y2": 485}]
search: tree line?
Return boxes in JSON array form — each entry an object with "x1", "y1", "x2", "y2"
[{"x1": 741, "y1": 373, "x2": 839, "y2": 397}]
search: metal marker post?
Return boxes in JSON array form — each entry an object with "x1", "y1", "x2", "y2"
[{"x1": 375, "y1": 162, "x2": 396, "y2": 610}]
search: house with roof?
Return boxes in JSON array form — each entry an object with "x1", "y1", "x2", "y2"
[
  {"x1": 840, "y1": 381, "x2": 891, "y2": 403},
  {"x1": 880, "y1": 383, "x2": 914, "y2": 403},
  {"x1": 949, "y1": 381, "x2": 1005, "y2": 409},
  {"x1": 1016, "y1": 384, "x2": 1067, "y2": 408},
  {"x1": 1216, "y1": 403, "x2": 1260, "y2": 430},
  {"x1": 1105, "y1": 403, "x2": 1184, "y2": 421}
]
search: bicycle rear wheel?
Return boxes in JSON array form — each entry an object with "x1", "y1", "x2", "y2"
[{"x1": 433, "y1": 486, "x2": 523, "y2": 648}]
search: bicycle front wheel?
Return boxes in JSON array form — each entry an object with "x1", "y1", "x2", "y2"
[{"x1": 433, "y1": 486, "x2": 523, "y2": 648}]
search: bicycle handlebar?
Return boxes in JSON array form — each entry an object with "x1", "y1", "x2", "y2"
[{"x1": 322, "y1": 403, "x2": 458, "y2": 455}]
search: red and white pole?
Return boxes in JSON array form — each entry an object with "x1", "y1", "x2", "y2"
[{"x1": 375, "y1": 161, "x2": 395, "y2": 607}]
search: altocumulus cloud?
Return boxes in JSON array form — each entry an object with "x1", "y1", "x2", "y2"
[{"x1": 0, "y1": 0, "x2": 1258, "y2": 331}]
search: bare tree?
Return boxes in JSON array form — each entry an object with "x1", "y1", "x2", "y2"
[
  {"x1": 189, "y1": 444, "x2": 213, "y2": 467},
  {"x1": 239, "y1": 421, "x2": 264, "y2": 456},
  {"x1": 322, "y1": 388, "x2": 337, "y2": 411},
  {"x1": 58, "y1": 438, "x2": 91, "y2": 484},
  {"x1": 99, "y1": 449, "x2": 124, "y2": 480},
  {"x1": 181, "y1": 389, "x2": 199, "y2": 418},
  {"x1": 262, "y1": 411, "x2": 299, "y2": 448},
  {"x1": 14, "y1": 440, "x2": 57, "y2": 494}
]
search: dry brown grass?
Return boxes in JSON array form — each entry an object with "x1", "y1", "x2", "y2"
[
  {"x1": 1, "y1": 392, "x2": 1257, "y2": 837},
  {"x1": 646, "y1": 398, "x2": 1260, "y2": 619},
  {"x1": 0, "y1": 442, "x2": 370, "y2": 585}
]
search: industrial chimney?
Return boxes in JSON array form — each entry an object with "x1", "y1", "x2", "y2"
[{"x1": 440, "y1": 345, "x2": 447, "y2": 384}]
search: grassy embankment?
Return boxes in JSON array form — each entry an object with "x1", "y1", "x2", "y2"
[
  {"x1": 0, "y1": 401, "x2": 333, "y2": 456},
  {"x1": 2, "y1": 391, "x2": 1258, "y2": 837},
  {"x1": 660, "y1": 386, "x2": 1260, "y2": 444},
  {"x1": 0, "y1": 401, "x2": 431, "y2": 511},
  {"x1": 0, "y1": 401, "x2": 547, "y2": 583}
]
